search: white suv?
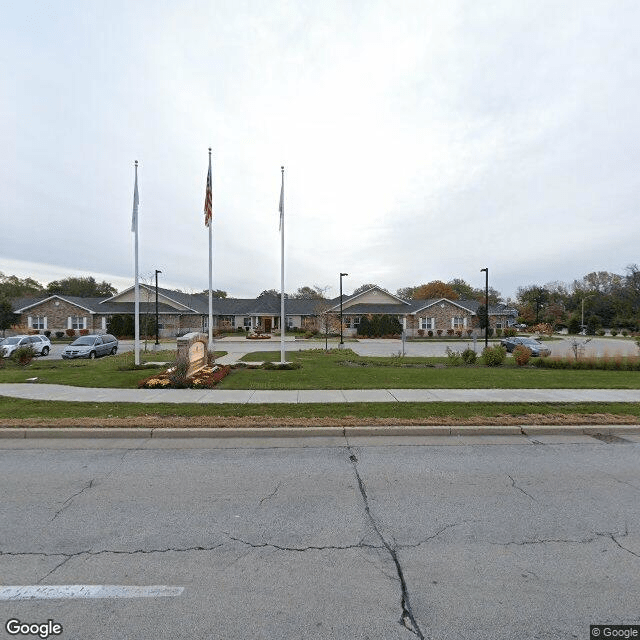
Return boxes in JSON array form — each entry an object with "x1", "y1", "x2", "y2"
[{"x1": 0, "y1": 335, "x2": 51, "y2": 357}]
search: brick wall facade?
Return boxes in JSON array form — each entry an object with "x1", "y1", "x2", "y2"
[
  {"x1": 409, "y1": 301, "x2": 475, "y2": 336},
  {"x1": 19, "y1": 300, "x2": 99, "y2": 334}
]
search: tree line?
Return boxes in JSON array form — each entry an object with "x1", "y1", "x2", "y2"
[
  {"x1": 516, "y1": 266, "x2": 640, "y2": 332},
  {"x1": 0, "y1": 273, "x2": 118, "y2": 299}
]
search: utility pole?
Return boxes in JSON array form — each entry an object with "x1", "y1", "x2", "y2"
[
  {"x1": 339, "y1": 273, "x2": 348, "y2": 346},
  {"x1": 154, "y1": 269, "x2": 162, "y2": 346}
]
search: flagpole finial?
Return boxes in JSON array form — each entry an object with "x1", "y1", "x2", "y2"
[
  {"x1": 208, "y1": 147, "x2": 212, "y2": 155},
  {"x1": 135, "y1": 160, "x2": 138, "y2": 167},
  {"x1": 281, "y1": 166, "x2": 284, "y2": 173}
]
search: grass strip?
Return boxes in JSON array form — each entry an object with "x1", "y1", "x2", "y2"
[{"x1": 1, "y1": 397, "x2": 639, "y2": 425}]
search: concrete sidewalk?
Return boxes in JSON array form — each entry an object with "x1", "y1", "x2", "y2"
[{"x1": 2, "y1": 383, "x2": 640, "y2": 404}]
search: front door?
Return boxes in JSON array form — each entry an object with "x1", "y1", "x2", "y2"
[{"x1": 264, "y1": 318, "x2": 272, "y2": 333}]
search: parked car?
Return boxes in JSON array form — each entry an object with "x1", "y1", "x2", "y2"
[
  {"x1": 500, "y1": 336, "x2": 551, "y2": 357},
  {"x1": 61, "y1": 334, "x2": 118, "y2": 360},
  {"x1": 0, "y1": 334, "x2": 51, "y2": 357}
]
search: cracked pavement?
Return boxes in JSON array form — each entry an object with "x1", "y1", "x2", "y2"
[{"x1": 0, "y1": 434, "x2": 639, "y2": 639}]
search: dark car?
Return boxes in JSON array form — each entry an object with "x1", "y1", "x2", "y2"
[
  {"x1": 61, "y1": 334, "x2": 118, "y2": 359},
  {"x1": 500, "y1": 336, "x2": 551, "y2": 357}
]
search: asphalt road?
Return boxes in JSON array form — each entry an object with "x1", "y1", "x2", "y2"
[
  {"x1": 40, "y1": 335, "x2": 639, "y2": 361},
  {"x1": 1, "y1": 434, "x2": 638, "y2": 639}
]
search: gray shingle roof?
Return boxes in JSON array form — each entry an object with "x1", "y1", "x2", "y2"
[
  {"x1": 339, "y1": 303, "x2": 411, "y2": 315},
  {"x1": 11, "y1": 290, "x2": 517, "y2": 318}
]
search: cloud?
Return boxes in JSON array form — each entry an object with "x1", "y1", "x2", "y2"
[{"x1": 2, "y1": 0, "x2": 639, "y2": 300}]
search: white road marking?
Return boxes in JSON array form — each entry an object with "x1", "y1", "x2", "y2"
[{"x1": 0, "y1": 585, "x2": 184, "y2": 600}]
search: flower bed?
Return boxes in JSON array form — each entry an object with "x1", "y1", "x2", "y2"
[{"x1": 138, "y1": 365, "x2": 231, "y2": 389}]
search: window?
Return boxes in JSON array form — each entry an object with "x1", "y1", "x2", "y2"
[
  {"x1": 419, "y1": 317, "x2": 434, "y2": 330},
  {"x1": 71, "y1": 316, "x2": 86, "y2": 330},
  {"x1": 286, "y1": 316, "x2": 294, "y2": 329},
  {"x1": 496, "y1": 322, "x2": 503, "y2": 329},
  {"x1": 452, "y1": 317, "x2": 465, "y2": 329},
  {"x1": 31, "y1": 316, "x2": 46, "y2": 330},
  {"x1": 243, "y1": 317, "x2": 252, "y2": 328},
  {"x1": 353, "y1": 316, "x2": 361, "y2": 326}
]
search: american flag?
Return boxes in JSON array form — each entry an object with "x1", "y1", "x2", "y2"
[{"x1": 204, "y1": 152, "x2": 212, "y2": 227}]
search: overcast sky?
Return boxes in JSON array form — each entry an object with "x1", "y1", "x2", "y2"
[{"x1": 2, "y1": 1, "x2": 638, "y2": 301}]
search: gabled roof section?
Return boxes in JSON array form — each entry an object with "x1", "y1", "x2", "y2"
[
  {"x1": 411, "y1": 298, "x2": 518, "y2": 316},
  {"x1": 13, "y1": 295, "x2": 103, "y2": 314},
  {"x1": 337, "y1": 303, "x2": 410, "y2": 315},
  {"x1": 102, "y1": 285, "x2": 196, "y2": 311},
  {"x1": 411, "y1": 298, "x2": 478, "y2": 314},
  {"x1": 327, "y1": 286, "x2": 409, "y2": 311}
]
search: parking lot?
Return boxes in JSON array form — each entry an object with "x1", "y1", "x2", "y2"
[{"x1": 20, "y1": 336, "x2": 636, "y2": 361}]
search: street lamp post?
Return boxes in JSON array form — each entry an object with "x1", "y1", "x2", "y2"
[
  {"x1": 154, "y1": 269, "x2": 162, "y2": 346},
  {"x1": 535, "y1": 297, "x2": 543, "y2": 324},
  {"x1": 581, "y1": 295, "x2": 594, "y2": 330},
  {"x1": 339, "y1": 273, "x2": 348, "y2": 346},
  {"x1": 480, "y1": 268, "x2": 488, "y2": 349}
]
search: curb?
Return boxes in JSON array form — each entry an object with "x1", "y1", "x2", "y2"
[{"x1": 0, "y1": 425, "x2": 639, "y2": 439}]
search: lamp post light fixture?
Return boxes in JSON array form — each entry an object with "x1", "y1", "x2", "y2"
[
  {"x1": 154, "y1": 269, "x2": 162, "y2": 346},
  {"x1": 480, "y1": 268, "x2": 489, "y2": 349},
  {"x1": 339, "y1": 272, "x2": 348, "y2": 346}
]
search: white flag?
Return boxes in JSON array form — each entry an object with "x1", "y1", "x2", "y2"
[
  {"x1": 278, "y1": 168, "x2": 284, "y2": 230},
  {"x1": 131, "y1": 162, "x2": 139, "y2": 233}
]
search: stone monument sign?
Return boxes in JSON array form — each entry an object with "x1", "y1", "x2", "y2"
[{"x1": 176, "y1": 332, "x2": 208, "y2": 377}]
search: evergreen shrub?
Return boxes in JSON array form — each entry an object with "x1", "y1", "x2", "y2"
[{"x1": 482, "y1": 344, "x2": 506, "y2": 366}]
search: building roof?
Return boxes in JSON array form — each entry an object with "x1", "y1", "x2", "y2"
[
  {"x1": 11, "y1": 289, "x2": 517, "y2": 318},
  {"x1": 13, "y1": 295, "x2": 106, "y2": 313},
  {"x1": 411, "y1": 298, "x2": 517, "y2": 316},
  {"x1": 338, "y1": 303, "x2": 412, "y2": 315}
]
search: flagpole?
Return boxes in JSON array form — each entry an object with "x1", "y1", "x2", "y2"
[
  {"x1": 132, "y1": 160, "x2": 140, "y2": 366},
  {"x1": 280, "y1": 166, "x2": 286, "y2": 364},
  {"x1": 208, "y1": 212, "x2": 213, "y2": 351},
  {"x1": 205, "y1": 148, "x2": 214, "y2": 354}
]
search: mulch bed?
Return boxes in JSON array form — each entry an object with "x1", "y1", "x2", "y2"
[{"x1": 138, "y1": 365, "x2": 231, "y2": 389}]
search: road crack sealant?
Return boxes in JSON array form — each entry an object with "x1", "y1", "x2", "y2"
[
  {"x1": 489, "y1": 527, "x2": 638, "y2": 558},
  {"x1": 597, "y1": 527, "x2": 640, "y2": 559},
  {"x1": 343, "y1": 430, "x2": 426, "y2": 639},
  {"x1": 258, "y1": 481, "x2": 282, "y2": 505},
  {"x1": 50, "y1": 478, "x2": 96, "y2": 522},
  {"x1": 0, "y1": 545, "x2": 224, "y2": 583},
  {"x1": 224, "y1": 534, "x2": 383, "y2": 553},
  {"x1": 49, "y1": 444, "x2": 147, "y2": 522},
  {"x1": 507, "y1": 474, "x2": 537, "y2": 501}
]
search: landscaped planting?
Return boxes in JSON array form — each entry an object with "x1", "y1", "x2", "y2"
[{"x1": 138, "y1": 364, "x2": 230, "y2": 389}]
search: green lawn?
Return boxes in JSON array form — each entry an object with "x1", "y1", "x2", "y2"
[
  {"x1": 1, "y1": 397, "x2": 639, "y2": 422},
  {"x1": 223, "y1": 349, "x2": 640, "y2": 390},
  {"x1": 2, "y1": 348, "x2": 640, "y2": 390},
  {"x1": 0, "y1": 350, "x2": 226, "y2": 388}
]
